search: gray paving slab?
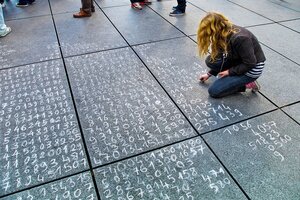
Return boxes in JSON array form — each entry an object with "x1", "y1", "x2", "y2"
[
  {"x1": 94, "y1": 137, "x2": 247, "y2": 200},
  {"x1": 0, "y1": 16, "x2": 60, "y2": 69},
  {"x1": 95, "y1": 0, "x2": 130, "y2": 8},
  {"x1": 258, "y1": 46, "x2": 300, "y2": 106},
  {"x1": 229, "y1": 0, "x2": 300, "y2": 21},
  {"x1": 49, "y1": 0, "x2": 83, "y2": 14},
  {"x1": 0, "y1": 60, "x2": 89, "y2": 196},
  {"x1": 54, "y1": 11, "x2": 127, "y2": 57},
  {"x1": 248, "y1": 23, "x2": 300, "y2": 65},
  {"x1": 102, "y1": 6, "x2": 184, "y2": 45},
  {"x1": 188, "y1": 0, "x2": 271, "y2": 27},
  {"x1": 95, "y1": 0, "x2": 173, "y2": 8},
  {"x1": 203, "y1": 110, "x2": 300, "y2": 200},
  {"x1": 1, "y1": 172, "x2": 97, "y2": 200},
  {"x1": 280, "y1": 19, "x2": 300, "y2": 33},
  {"x1": 190, "y1": 35, "x2": 196, "y2": 42},
  {"x1": 283, "y1": 103, "x2": 300, "y2": 123},
  {"x1": 149, "y1": 1, "x2": 206, "y2": 36},
  {"x1": 264, "y1": 0, "x2": 300, "y2": 13},
  {"x1": 3, "y1": 0, "x2": 51, "y2": 21},
  {"x1": 65, "y1": 47, "x2": 197, "y2": 167},
  {"x1": 134, "y1": 37, "x2": 276, "y2": 133}
]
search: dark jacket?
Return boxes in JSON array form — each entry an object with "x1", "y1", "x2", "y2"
[{"x1": 208, "y1": 26, "x2": 266, "y2": 76}]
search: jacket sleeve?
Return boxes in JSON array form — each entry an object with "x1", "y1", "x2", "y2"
[{"x1": 229, "y1": 36, "x2": 257, "y2": 75}]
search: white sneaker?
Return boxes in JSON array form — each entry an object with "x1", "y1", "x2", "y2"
[
  {"x1": 1, "y1": 2, "x2": 5, "y2": 7},
  {"x1": 131, "y1": 2, "x2": 142, "y2": 10},
  {"x1": 0, "y1": 27, "x2": 12, "y2": 37}
]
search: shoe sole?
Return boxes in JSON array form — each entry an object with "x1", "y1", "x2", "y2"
[
  {"x1": 169, "y1": 13, "x2": 185, "y2": 17},
  {"x1": 16, "y1": 4, "x2": 28, "y2": 7},
  {"x1": 73, "y1": 14, "x2": 91, "y2": 18}
]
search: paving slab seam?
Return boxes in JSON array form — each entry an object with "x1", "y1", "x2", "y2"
[
  {"x1": 226, "y1": 0, "x2": 300, "y2": 25},
  {"x1": 279, "y1": 100, "x2": 300, "y2": 109},
  {"x1": 145, "y1": 4, "x2": 203, "y2": 44},
  {"x1": 130, "y1": 35, "x2": 188, "y2": 47},
  {"x1": 280, "y1": 108, "x2": 300, "y2": 126},
  {"x1": 146, "y1": 3, "x2": 199, "y2": 38},
  {"x1": 5, "y1": 13, "x2": 52, "y2": 22},
  {"x1": 276, "y1": 17, "x2": 300, "y2": 23},
  {"x1": 0, "y1": 168, "x2": 90, "y2": 199},
  {"x1": 90, "y1": 135, "x2": 199, "y2": 169},
  {"x1": 199, "y1": 107, "x2": 279, "y2": 137},
  {"x1": 277, "y1": 22, "x2": 300, "y2": 34},
  {"x1": 46, "y1": 1, "x2": 103, "y2": 200},
  {"x1": 60, "y1": 33, "x2": 187, "y2": 59},
  {"x1": 0, "y1": 57, "x2": 61, "y2": 72},
  {"x1": 186, "y1": 1, "x2": 207, "y2": 13},
  {"x1": 265, "y1": 0, "x2": 300, "y2": 13},
  {"x1": 244, "y1": 22, "x2": 279, "y2": 29},
  {"x1": 62, "y1": 45, "x2": 129, "y2": 59},
  {"x1": 279, "y1": 101, "x2": 300, "y2": 126},
  {"x1": 260, "y1": 42, "x2": 300, "y2": 66}
]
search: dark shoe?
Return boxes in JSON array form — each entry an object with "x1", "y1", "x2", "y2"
[
  {"x1": 16, "y1": 2, "x2": 28, "y2": 7},
  {"x1": 172, "y1": 6, "x2": 178, "y2": 10},
  {"x1": 169, "y1": 9, "x2": 185, "y2": 17},
  {"x1": 91, "y1": 6, "x2": 95, "y2": 12},
  {"x1": 73, "y1": 8, "x2": 91, "y2": 18}
]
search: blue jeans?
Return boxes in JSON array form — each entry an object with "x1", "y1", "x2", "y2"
[
  {"x1": 205, "y1": 55, "x2": 256, "y2": 98},
  {"x1": 0, "y1": 6, "x2": 7, "y2": 34},
  {"x1": 176, "y1": 0, "x2": 186, "y2": 12}
]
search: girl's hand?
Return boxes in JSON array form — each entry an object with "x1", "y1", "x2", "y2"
[
  {"x1": 199, "y1": 73, "x2": 210, "y2": 82},
  {"x1": 218, "y1": 70, "x2": 229, "y2": 78}
]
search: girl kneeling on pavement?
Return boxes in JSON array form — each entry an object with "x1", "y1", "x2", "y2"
[{"x1": 198, "y1": 12, "x2": 266, "y2": 98}]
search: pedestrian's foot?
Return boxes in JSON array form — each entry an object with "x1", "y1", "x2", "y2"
[
  {"x1": 73, "y1": 8, "x2": 91, "y2": 18},
  {"x1": 131, "y1": 2, "x2": 142, "y2": 10},
  {"x1": 0, "y1": 27, "x2": 12, "y2": 37},
  {"x1": 246, "y1": 81, "x2": 261, "y2": 92},
  {"x1": 169, "y1": 9, "x2": 185, "y2": 17},
  {"x1": 91, "y1": 6, "x2": 95, "y2": 12}
]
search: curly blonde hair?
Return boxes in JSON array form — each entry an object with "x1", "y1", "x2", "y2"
[{"x1": 197, "y1": 12, "x2": 235, "y2": 62}]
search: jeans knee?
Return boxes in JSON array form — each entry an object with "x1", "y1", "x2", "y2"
[{"x1": 208, "y1": 87, "x2": 222, "y2": 98}]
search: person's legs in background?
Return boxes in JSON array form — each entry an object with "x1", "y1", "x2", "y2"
[
  {"x1": 170, "y1": 0, "x2": 186, "y2": 16},
  {"x1": 73, "y1": 0, "x2": 93, "y2": 18},
  {"x1": 0, "y1": 6, "x2": 11, "y2": 37},
  {"x1": 16, "y1": 0, "x2": 35, "y2": 7}
]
